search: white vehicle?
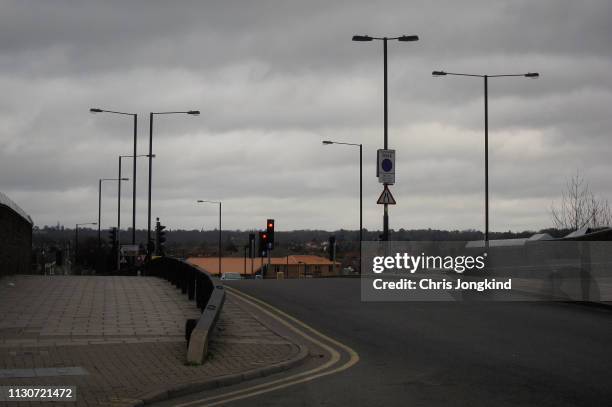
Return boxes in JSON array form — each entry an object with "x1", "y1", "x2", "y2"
[{"x1": 220, "y1": 272, "x2": 243, "y2": 280}]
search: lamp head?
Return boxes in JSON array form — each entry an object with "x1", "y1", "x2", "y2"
[
  {"x1": 322, "y1": 140, "x2": 334, "y2": 145},
  {"x1": 352, "y1": 35, "x2": 373, "y2": 42},
  {"x1": 89, "y1": 108, "x2": 103, "y2": 113},
  {"x1": 187, "y1": 110, "x2": 200, "y2": 115},
  {"x1": 398, "y1": 35, "x2": 419, "y2": 42},
  {"x1": 525, "y1": 72, "x2": 539, "y2": 78},
  {"x1": 432, "y1": 71, "x2": 447, "y2": 76}
]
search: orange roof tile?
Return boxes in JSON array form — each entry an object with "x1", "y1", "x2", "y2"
[{"x1": 186, "y1": 255, "x2": 337, "y2": 275}]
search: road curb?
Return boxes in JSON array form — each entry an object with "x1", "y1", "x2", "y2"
[{"x1": 135, "y1": 343, "x2": 309, "y2": 406}]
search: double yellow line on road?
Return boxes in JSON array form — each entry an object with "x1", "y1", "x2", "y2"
[{"x1": 173, "y1": 286, "x2": 359, "y2": 407}]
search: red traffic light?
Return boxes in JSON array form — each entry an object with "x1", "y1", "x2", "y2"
[{"x1": 262, "y1": 233, "x2": 268, "y2": 240}]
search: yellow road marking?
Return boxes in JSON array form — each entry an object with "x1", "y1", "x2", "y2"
[
  {"x1": 173, "y1": 289, "x2": 339, "y2": 407},
  {"x1": 173, "y1": 286, "x2": 359, "y2": 407},
  {"x1": 228, "y1": 286, "x2": 359, "y2": 364}
]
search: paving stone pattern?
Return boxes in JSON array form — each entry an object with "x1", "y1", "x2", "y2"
[{"x1": 0, "y1": 275, "x2": 301, "y2": 407}]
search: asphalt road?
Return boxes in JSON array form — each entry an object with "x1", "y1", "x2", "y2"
[{"x1": 225, "y1": 278, "x2": 612, "y2": 407}]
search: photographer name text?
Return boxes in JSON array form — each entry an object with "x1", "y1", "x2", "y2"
[{"x1": 373, "y1": 278, "x2": 512, "y2": 292}]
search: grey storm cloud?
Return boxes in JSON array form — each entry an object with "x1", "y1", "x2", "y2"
[{"x1": 0, "y1": 0, "x2": 611, "y2": 232}]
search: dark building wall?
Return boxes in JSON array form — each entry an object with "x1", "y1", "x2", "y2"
[{"x1": 0, "y1": 204, "x2": 33, "y2": 277}]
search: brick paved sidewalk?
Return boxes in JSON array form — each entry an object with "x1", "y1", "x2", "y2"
[{"x1": 0, "y1": 276, "x2": 302, "y2": 406}]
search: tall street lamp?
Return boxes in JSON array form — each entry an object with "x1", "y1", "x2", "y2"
[
  {"x1": 118, "y1": 154, "x2": 154, "y2": 270},
  {"x1": 432, "y1": 70, "x2": 539, "y2": 242},
  {"x1": 75, "y1": 222, "x2": 97, "y2": 265},
  {"x1": 197, "y1": 200, "x2": 222, "y2": 276},
  {"x1": 353, "y1": 34, "x2": 419, "y2": 241},
  {"x1": 148, "y1": 110, "x2": 200, "y2": 257},
  {"x1": 322, "y1": 140, "x2": 363, "y2": 273},
  {"x1": 90, "y1": 108, "x2": 138, "y2": 246},
  {"x1": 98, "y1": 177, "x2": 129, "y2": 249}
]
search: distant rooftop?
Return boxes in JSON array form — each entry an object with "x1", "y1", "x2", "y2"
[
  {"x1": 0, "y1": 191, "x2": 33, "y2": 225},
  {"x1": 563, "y1": 226, "x2": 591, "y2": 239},
  {"x1": 187, "y1": 255, "x2": 338, "y2": 275},
  {"x1": 466, "y1": 232, "x2": 555, "y2": 248}
]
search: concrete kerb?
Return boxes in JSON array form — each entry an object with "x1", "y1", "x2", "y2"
[
  {"x1": 186, "y1": 285, "x2": 226, "y2": 364},
  {"x1": 147, "y1": 257, "x2": 226, "y2": 364},
  {"x1": 136, "y1": 344, "x2": 309, "y2": 405}
]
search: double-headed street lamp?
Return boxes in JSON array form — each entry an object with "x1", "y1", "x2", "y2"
[
  {"x1": 323, "y1": 140, "x2": 363, "y2": 272},
  {"x1": 353, "y1": 34, "x2": 419, "y2": 241},
  {"x1": 432, "y1": 70, "x2": 539, "y2": 242},
  {"x1": 196, "y1": 200, "x2": 222, "y2": 276},
  {"x1": 148, "y1": 111, "x2": 200, "y2": 256},
  {"x1": 75, "y1": 222, "x2": 97, "y2": 265},
  {"x1": 98, "y1": 177, "x2": 129, "y2": 249},
  {"x1": 90, "y1": 108, "x2": 138, "y2": 246}
]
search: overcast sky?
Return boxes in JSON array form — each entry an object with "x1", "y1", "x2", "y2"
[{"x1": 1, "y1": 0, "x2": 611, "y2": 233}]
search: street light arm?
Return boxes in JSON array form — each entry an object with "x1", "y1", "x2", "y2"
[
  {"x1": 353, "y1": 35, "x2": 418, "y2": 42},
  {"x1": 151, "y1": 111, "x2": 200, "y2": 115},
  {"x1": 488, "y1": 73, "x2": 539, "y2": 78},
  {"x1": 433, "y1": 71, "x2": 484, "y2": 78},
  {"x1": 90, "y1": 108, "x2": 136, "y2": 116},
  {"x1": 397, "y1": 35, "x2": 419, "y2": 41},
  {"x1": 352, "y1": 35, "x2": 373, "y2": 41},
  {"x1": 433, "y1": 71, "x2": 540, "y2": 78},
  {"x1": 322, "y1": 140, "x2": 361, "y2": 147}
]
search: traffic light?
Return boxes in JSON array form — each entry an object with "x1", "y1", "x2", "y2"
[
  {"x1": 258, "y1": 231, "x2": 269, "y2": 257},
  {"x1": 266, "y1": 219, "x2": 275, "y2": 250},
  {"x1": 329, "y1": 235, "x2": 336, "y2": 261},
  {"x1": 155, "y1": 217, "x2": 167, "y2": 256},
  {"x1": 108, "y1": 227, "x2": 118, "y2": 248}
]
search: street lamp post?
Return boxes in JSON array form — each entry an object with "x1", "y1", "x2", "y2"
[
  {"x1": 75, "y1": 222, "x2": 97, "y2": 265},
  {"x1": 323, "y1": 140, "x2": 363, "y2": 273},
  {"x1": 197, "y1": 200, "x2": 222, "y2": 276},
  {"x1": 353, "y1": 34, "x2": 419, "y2": 241},
  {"x1": 98, "y1": 177, "x2": 129, "y2": 250},
  {"x1": 432, "y1": 70, "x2": 539, "y2": 242},
  {"x1": 118, "y1": 154, "x2": 153, "y2": 270},
  {"x1": 244, "y1": 245, "x2": 248, "y2": 276},
  {"x1": 147, "y1": 110, "x2": 200, "y2": 258},
  {"x1": 90, "y1": 109, "x2": 138, "y2": 246}
]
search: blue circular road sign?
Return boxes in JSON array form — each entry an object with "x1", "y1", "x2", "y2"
[{"x1": 382, "y1": 158, "x2": 393, "y2": 172}]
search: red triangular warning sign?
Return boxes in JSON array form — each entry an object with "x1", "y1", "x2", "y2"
[{"x1": 377, "y1": 185, "x2": 396, "y2": 205}]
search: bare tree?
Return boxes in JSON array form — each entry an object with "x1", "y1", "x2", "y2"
[{"x1": 551, "y1": 171, "x2": 611, "y2": 230}]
